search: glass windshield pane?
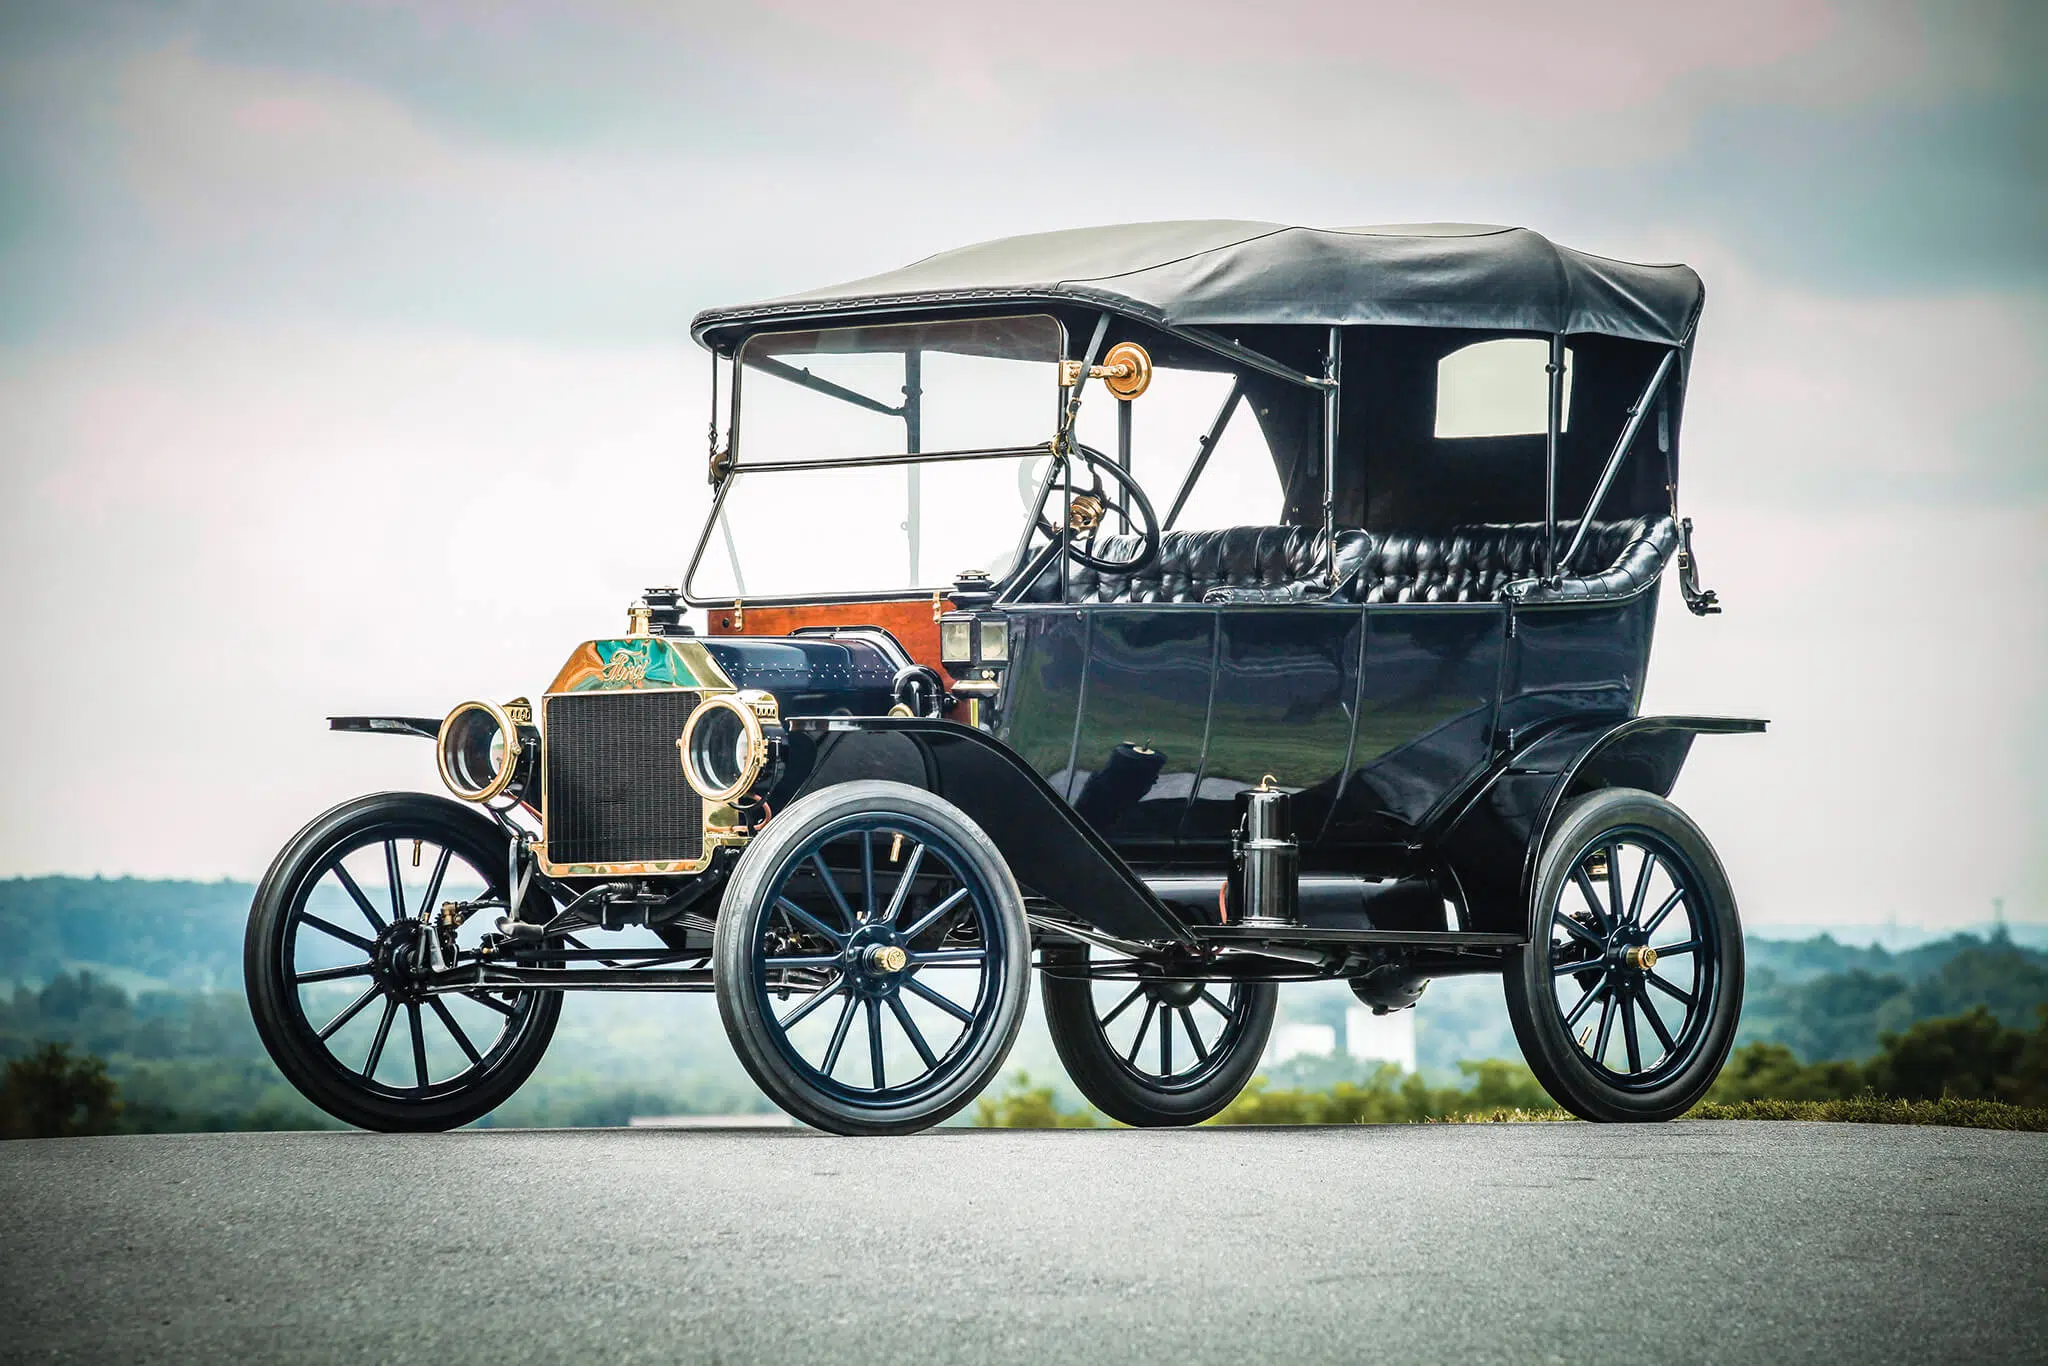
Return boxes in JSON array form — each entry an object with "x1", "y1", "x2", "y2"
[
  {"x1": 688, "y1": 452, "x2": 1053, "y2": 600},
  {"x1": 736, "y1": 316, "x2": 1063, "y2": 464}
]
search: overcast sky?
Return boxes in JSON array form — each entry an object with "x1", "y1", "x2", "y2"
[{"x1": 1, "y1": 1, "x2": 2042, "y2": 932}]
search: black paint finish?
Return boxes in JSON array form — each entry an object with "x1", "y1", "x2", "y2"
[
  {"x1": 1324, "y1": 604, "x2": 1505, "y2": 846},
  {"x1": 1185, "y1": 607, "x2": 1361, "y2": 847}
]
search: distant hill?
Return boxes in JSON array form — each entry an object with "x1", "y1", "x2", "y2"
[
  {"x1": 4, "y1": 876, "x2": 2044, "y2": 1099},
  {"x1": 0, "y1": 877, "x2": 252, "y2": 991}
]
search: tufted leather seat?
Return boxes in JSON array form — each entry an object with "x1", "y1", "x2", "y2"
[{"x1": 1019, "y1": 516, "x2": 1675, "y2": 605}]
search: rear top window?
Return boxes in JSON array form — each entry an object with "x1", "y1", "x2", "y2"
[{"x1": 1434, "y1": 338, "x2": 1572, "y2": 439}]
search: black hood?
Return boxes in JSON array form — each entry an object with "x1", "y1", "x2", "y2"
[{"x1": 702, "y1": 636, "x2": 899, "y2": 718}]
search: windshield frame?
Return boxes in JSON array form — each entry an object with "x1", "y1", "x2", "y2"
[
  {"x1": 682, "y1": 313, "x2": 1073, "y2": 607},
  {"x1": 728, "y1": 312, "x2": 1069, "y2": 470}
]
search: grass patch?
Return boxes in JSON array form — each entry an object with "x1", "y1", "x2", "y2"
[{"x1": 1686, "y1": 1096, "x2": 2048, "y2": 1131}]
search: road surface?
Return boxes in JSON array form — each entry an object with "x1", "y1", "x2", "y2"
[{"x1": 3, "y1": 1122, "x2": 2044, "y2": 1364}]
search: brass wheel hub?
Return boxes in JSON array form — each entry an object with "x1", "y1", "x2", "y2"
[
  {"x1": 1623, "y1": 944, "x2": 1659, "y2": 971},
  {"x1": 866, "y1": 944, "x2": 908, "y2": 975}
]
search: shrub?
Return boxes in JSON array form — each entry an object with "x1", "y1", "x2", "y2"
[{"x1": 0, "y1": 1041, "x2": 123, "y2": 1138}]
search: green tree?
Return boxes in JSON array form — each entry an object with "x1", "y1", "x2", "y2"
[
  {"x1": 1865, "y1": 1006, "x2": 2025, "y2": 1102},
  {"x1": 1, "y1": 1041, "x2": 123, "y2": 1138}
]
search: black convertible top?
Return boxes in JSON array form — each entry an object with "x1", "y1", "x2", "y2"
[{"x1": 691, "y1": 221, "x2": 1704, "y2": 352}]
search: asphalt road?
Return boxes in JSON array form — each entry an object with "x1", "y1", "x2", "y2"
[{"x1": 3, "y1": 1123, "x2": 2044, "y2": 1365}]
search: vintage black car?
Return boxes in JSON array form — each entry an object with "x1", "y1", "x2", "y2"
[{"x1": 247, "y1": 221, "x2": 1762, "y2": 1135}]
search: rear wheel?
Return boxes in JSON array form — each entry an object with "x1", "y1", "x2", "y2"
[
  {"x1": 713, "y1": 781, "x2": 1030, "y2": 1135},
  {"x1": 244, "y1": 792, "x2": 560, "y2": 1131},
  {"x1": 1042, "y1": 948, "x2": 1276, "y2": 1127},
  {"x1": 1503, "y1": 788, "x2": 1743, "y2": 1122}
]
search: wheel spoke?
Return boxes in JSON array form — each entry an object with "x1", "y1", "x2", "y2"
[
  {"x1": 1654, "y1": 939, "x2": 1702, "y2": 958},
  {"x1": 332, "y1": 863, "x2": 387, "y2": 933},
  {"x1": 408, "y1": 1002, "x2": 429, "y2": 1088},
  {"x1": 464, "y1": 990, "x2": 517, "y2": 1018},
  {"x1": 1604, "y1": 842, "x2": 1625, "y2": 929},
  {"x1": 364, "y1": 996, "x2": 400, "y2": 1077},
  {"x1": 1621, "y1": 992, "x2": 1643, "y2": 1072},
  {"x1": 1563, "y1": 975, "x2": 1607, "y2": 1029},
  {"x1": 1099, "y1": 984, "x2": 1146, "y2": 1027},
  {"x1": 418, "y1": 846, "x2": 453, "y2": 929},
  {"x1": 1572, "y1": 868, "x2": 1610, "y2": 933},
  {"x1": 887, "y1": 994, "x2": 938, "y2": 1070},
  {"x1": 901, "y1": 974, "x2": 973, "y2": 1023},
  {"x1": 297, "y1": 961, "x2": 374, "y2": 985},
  {"x1": 867, "y1": 998, "x2": 886, "y2": 1090},
  {"x1": 777, "y1": 976, "x2": 846, "y2": 1030},
  {"x1": 820, "y1": 993, "x2": 859, "y2": 1076},
  {"x1": 384, "y1": 841, "x2": 408, "y2": 922},
  {"x1": 907, "y1": 949, "x2": 985, "y2": 967},
  {"x1": 1636, "y1": 982, "x2": 1677, "y2": 1053},
  {"x1": 1199, "y1": 988, "x2": 1235, "y2": 1019},
  {"x1": 299, "y1": 913, "x2": 375, "y2": 954},
  {"x1": 774, "y1": 897, "x2": 848, "y2": 947},
  {"x1": 1553, "y1": 954, "x2": 1601, "y2": 978},
  {"x1": 902, "y1": 888, "x2": 970, "y2": 942},
  {"x1": 1642, "y1": 886, "x2": 1687, "y2": 938},
  {"x1": 1556, "y1": 911, "x2": 1603, "y2": 949},
  {"x1": 1626, "y1": 851, "x2": 1656, "y2": 927},
  {"x1": 810, "y1": 852, "x2": 858, "y2": 930},
  {"x1": 1645, "y1": 971, "x2": 1696, "y2": 1008},
  {"x1": 1160, "y1": 1005, "x2": 1173, "y2": 1075},
  {"x1": 1177, "y1": 1005, "x2": 1210, "y2": 1063},
  {"x1": 318, "y1": 984, "x2": 382, "y2": 1040},
  {"x1": 860, "y1": 830, "x2": 877, "y2": 923},
  {"x1": 1125, "y1": 1000, "x2": 1157, "y2": 1067},
  {"x1": 429, "y1": 997, "x2": 482, "y2": 1066},
  {"x1": 880, "y1": 842, "x2": 927, "y2": 924},
  {"x1": 1592, "y1": 992, "x2": 1616, "y2": 1063}
]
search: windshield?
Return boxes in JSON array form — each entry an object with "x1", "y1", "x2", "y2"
[
  {"x1": 732, "y1": 315, "x2": 1063, "y2": 464},
  {"x1": 689, "y1": 316, "x2": 1065, "y2": 600},
  {"x1": 689, "y1": 452, "x2": 1054, "y2": 600}
]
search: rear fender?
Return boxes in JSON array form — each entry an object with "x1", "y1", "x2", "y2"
[
  {"x1": 777, "y1": 717, "x2": 1194, "y2": 947},
  {"x1": 1435, "y1": 715, "x2": 1765, "y2": 937}
]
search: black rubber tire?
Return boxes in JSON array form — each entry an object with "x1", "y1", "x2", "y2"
[
  {"x1": 244, "y1": 792, "x2": 560, "y2": 1132},
  {"x1": 1502, "y1": 787, "x2": 1744, "y2": 1122},
  {"x1": 1042, "y1": 964, "x2": 1276, "y2": 1127},
  {"x1": 713, "y1": 781, "x2": 1031, "y2": 1136}
]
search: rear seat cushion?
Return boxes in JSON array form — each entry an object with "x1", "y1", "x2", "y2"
[{"x1": 1018, "y1": 517, "x2": 1674, "y2": 605}]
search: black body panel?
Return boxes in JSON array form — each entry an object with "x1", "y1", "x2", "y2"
[{"x1": 783, "y1": 716, "x2": 1195, "y2": 947}]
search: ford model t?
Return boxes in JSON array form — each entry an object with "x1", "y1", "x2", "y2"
[{"x1": 247, "y1": 221, "x2": 1762, "y2": 1135}]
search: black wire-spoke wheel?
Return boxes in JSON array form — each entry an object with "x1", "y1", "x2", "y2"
[
  {"x1": 245, "y1": 792, "x2": 560, "y2": 1131},
  {"x1": 1503, "y1": 788, "x2": 1744, "y2": 1122},
  {"x1": 1042, "y1": 948, "x2": 1277, "y2": 1127},
  {"x1": 714, "y1": 781, "x2": 1030, "y2": 1136}
]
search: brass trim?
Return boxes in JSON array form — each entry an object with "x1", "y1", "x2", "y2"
[
  {"x1": 436, "y1": 700, "x2": 521, "y2": 804},
  {"x1": 627, "y1": 603, "x2": 653, "y2": 637},
  {"x1": 1067, "y1": 493, "x2": 1105, "y2": 534},
  {"x1": 1059, "y1": 342, "x2": 1153, "y2": 399},
  {"x1": 1099, "y1": 341, "x2": 1153, "y2": 400},
  {"x1": 1624, "y1": 945, "x2": 1660, "y2": 971},
  {"x1": 678, "y1": 690, "x2": 775, "y2": 804}
]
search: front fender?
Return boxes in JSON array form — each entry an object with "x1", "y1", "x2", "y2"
[
  {"x1": 778, "y1": 717, "x2": 1194, "y2": 947},
  {"x1": 1435, "y1": 715, "x2": 1765, "y2": 937}
]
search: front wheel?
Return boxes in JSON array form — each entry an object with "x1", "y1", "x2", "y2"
[
  {"x1": 1502, "y1": 788, "x2": 1744, "y2": 1122},
  {"x1": 1041, "y1": 948, "x2": 1277, "y2": 1127},
  {"x1": 713, "y1": 781, "x2": 1031, "y2": 1135},
  {"x1": 244, "y1": 792, "x2": 560, "y2": 1132}
]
